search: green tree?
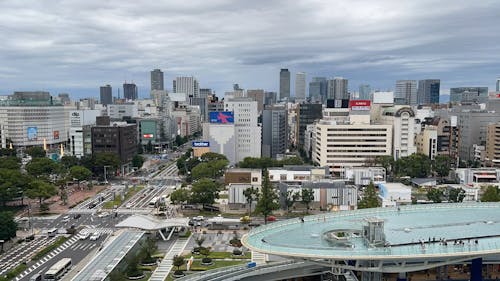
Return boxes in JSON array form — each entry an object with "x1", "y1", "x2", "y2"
[
  {"x1": 280, "y1": 157, "x2": 304, "y2": 166},
  {"x1": 394, "y1": 154, "x2": 432, "y2": 178},
  {"x1": 191, "y1": 159, "x2": 228, "y2": 180},
  {"x1": 0, "y1": 148, "x2": 16, "y2": 157},
  {"x1": 427, "y1": 188, "x2": 444, "y2": 203},
  {"x1": 26, "y1": 180, "x2": 58, "y2": 209},
  {"x1": 25, "y1": 146, "x2": 46, "y2": 158},
  {"x1": 199, "y1": 152, "x2": 228, "y2": 162},
  {"x1": 94, "y1": 152, "x2": 120, "y2": 168},
  {"x1": 69, "y1": 166, "x2": 92, "y2": 189},
  {"x1": 132, "y1": 155, "x2": 145, "y2": 169},
  {"x1": 282, "y1": 190, "x2": 300, "y2": 212},
  {"x1": 0, "y1": 157, "x2": 20, "y2": 170},
  {"x1": 60, "y1": 156, "x2": 78, "y2": 170},
  {"x1": 26, "y1": 158, "x2": 62, "y2": 178},
  {"x1": 358, "y1": 181, "x2": 380, "y2": 209},
  {"x1": 255, "y1": 169, "x2": 279, "y2": 224},
  {"x1": 170, "y1": 188, "x2": 190, "y2": 204},
  {"x1": 189, "y1": 178, "x2": 219, "y2": 205},
  {"x1": 0, "y1": 169, "x2": 29, "y2": 206},
  {"x1": 375, "y1": 155, "x2": 394, "y2": 177},
  {"x1": 301, "y1": 188, "x2": 315, "y2": 213},
  {"x1": 448, "y1": 187, "x2": 466, "y2": 203},
  {"x1": 173, "y1": 255, "x2": 185, "y2": 272},
  {"x1": 481, "y1": 185, "x2": 500, "y2": 202},
  {"x1": 0, "y1": 212, "x2": 17, "y2": 241},
  {"x1": 433, "y1": 155, "x2": 452, "y2": 177},
  {"x1": 243, "y1": 186, "x2": 260, "y2": 214}
]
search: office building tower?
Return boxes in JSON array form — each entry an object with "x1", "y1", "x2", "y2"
[
  {"x1": 359, "y1": 84, "x2": 371, "y2": 100},
  {"x1": 247, "y1": 89, "x2": 265, "y2": 114},
  {"x1": 327, "y1": 77, "x2": 349, "y2": 100},
  {"x1": 91, "y1": 117, "x2": 137, "y2": 164},
  {"x1": 279, "y1": 69, "x2": 290, "y2": 100},
  {"x1": 380, "y1": 106, "x2": 417, "y2": 159},
  {"x1": 150, "y1": 69, "x2": 164, "y2": 91},
  {"x1": 295, "y1": 72, "x2": 306, "y2": 101},
  {"x1": 417, "y1": 79, "x2": 440, "y2": 105},
  {"x1": 395, "y1": 80, "x2": 417, "y2": 105},
  {"x1": 264, "y1": 92, "x2": 277, "y2": 105},
  {"x1": 123, "y1": 83, "x2": 138, "y2": 100},
  {"x1": 262, "y1": 105, "x2": 288, "y2": 158},
  {"x1": 497, "y1": 79, "x2": 500, "y2": 92},
  {"x1": 224, "y1": 98, "x2": 262, "y2": 162},
  {"x1": 100, "y1": 85, "x2": 112, "y2": 106},
  {"x1": 297, "y1": 103, "x2": 323, "y2": 147},
  {"x1": 199, "y1": 88, "x2": 212, "y2": 98},
  {"x1": 173, "y1": 76, "x2": 199, "y2": 98},
  {"x1": 309, "y1": 77, "x2": 327, "y2": 103},
  {"x1": 450, "y1": 87, "x2": 488, "y2": 104}
]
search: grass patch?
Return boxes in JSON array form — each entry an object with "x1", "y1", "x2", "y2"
[
  {"x1": 32, "y1": 236, "x2": 68, "y2": 261},
  {"x1": 191, "y1": 251, "x2": 251, "y2": 260},
  {"x1": 4, "y1": 263, "x2": 28, "y2": 280},
  {"x1": 219, "y1": 194, "x2": 228, "y2": 199},
  {"x1": 103, "y1": 185, "x2": 144, "y2": 209},
  {"x1": 165, "y1": 260, "x2": 247, "y2": 280},
  {"x1": 180, "y1": 230, "x2": 192, "y2": 238}
]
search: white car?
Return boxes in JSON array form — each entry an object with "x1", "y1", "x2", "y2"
[
  {"x1": 97, "y1": 212, "x2": 110, "y2": 218},
  {"x1": 125, "y1": 203, "x2": 133, "y2": 209},
  {"x1": 62, "y1": 215, "x2": 70, "y2": 223},
  {"x1": 79, "y1": 231, "x2": 90, "y2": 240},
  {"x1": 89, "y1": 233, "x2": 100, "y2": 241}
]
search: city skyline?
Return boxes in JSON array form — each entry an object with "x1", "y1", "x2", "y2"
[{"x1": 0, "y1": 1, "x2": 499, "y2": 99}]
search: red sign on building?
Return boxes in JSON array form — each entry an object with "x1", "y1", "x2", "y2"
[{"x1": 349, "y1": 100, "x2": 371, "y2": 111}]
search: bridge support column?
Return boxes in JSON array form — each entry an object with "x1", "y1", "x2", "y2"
[
  {"x1": 397, "y1": 272, "x2": 406, "y2": 281},
  {"x1": 471, "y1": 258, "x2": 482, "y2": 281},
  {"x1": 361, "y1": 271, "x2": 382, "y2": 281}
]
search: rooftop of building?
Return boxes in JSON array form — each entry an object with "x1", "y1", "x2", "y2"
[
  {"x1": 0, "y1": 91, "x2": 64, "y2": 106},
  {"x1": 242, "y1": 203, "x2": 500, "y2": 261}
]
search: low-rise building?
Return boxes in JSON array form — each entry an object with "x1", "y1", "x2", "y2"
[{"x1": 378, "y1": 182, "x2": 412, "y2": 207}]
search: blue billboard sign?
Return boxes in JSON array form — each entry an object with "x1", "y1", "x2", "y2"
[
  {"x1": 192, "y1": 141, "x2": 210, "y2": 147},
  {"x1": 209, "y1": 111, "x2": 234, "y2": 124},
  {"x1": 27, "y1": 127, "x2": 38, "y2": 141}
]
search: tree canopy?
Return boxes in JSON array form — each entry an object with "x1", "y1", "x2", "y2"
[
  {"x1": 25, "y1": 146, "x2": 46, "y2": 158},
  {"x1": 427, "y1": 187, "x2": 444, "y2": 203},
  {"x1": 0, "y1": 157, "x2": 20, "y2": 170},
  {"x1": 0, "y1": 212, "x2": 17, "y2": 241},
  {"x1": 433, "y1": 155, "x2": 452, "y2": 177},
  {"x1": 358, "y1": 181, "x2": 380, "y2": 209},
  {"x1": 189, "y1": 178, "x2": 220, "y2": 205},
  {"x1": 170, "y1": 188, "x2": 190, "y2": 204},
  {"x1": 132, "y1": 155, "x2": 145, "y2": 169},
  {"x1": 191, "y1": 159, "x2": 228, "y2": 180},
  {"x1": 238, "y1": 157, "x2": 303, "y2": 169},
  {"x1": 481, "y1": 186, "x2": 500, "y2": 202},
  {"x1": 70, "y1": 166, "x2": 92, "y2": 188},
  {"x1": 60, "y1": 155, "x2": 79, "y2": 169},
  {"x1": 394, "y1": 154, "x2": 432, "y2": 178},
  {"x1": 26, "y1": 158, "x2": 62, "y2": 178},
  {"x1": 301, "y1": 188, "x2": 315, "y2": 213},
  {"x1": 255, "y1": 169, "x2": 279, "y2": 224},
  {"x1": 0, "y1": 169, "x2": 29, "y2": 206},
  {"x1": 448, "y1": 187, "x2": 466, "y2": 203},
  {"x1": 26, "y1": 180, "x2": 58, "y2": 206}
]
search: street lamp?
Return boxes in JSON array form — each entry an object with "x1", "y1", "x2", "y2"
[{"x1": 103, "y1": 165, "x2": 111, "y2": 184}]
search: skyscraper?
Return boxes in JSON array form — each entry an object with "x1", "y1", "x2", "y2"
[
  {"x1": 327, "y1": 77, "x2": 349, "y2": 100},
  {"x1": 295, "y1": 72, "x2": 306, "y2": 101},
  {"x1": 150, "y1": 69, "x2": 164, "y2": 91},
  {"x1": 358, "y1": 84, "x2": 371, "y2": 100},
  {"x1": 395, "y1": 80, "x2": 417, "y2": 105},
  {"x1": 417, "y1": 79, "x2": 440, "y2": 105},
  {"x1": 123, "y1": 83, "x2": 138, "y2": 100},
  {"x1": 309, "y1": 77, "x2": 327, "y2": 103},
  {"x1": 262, "y1": 105, "x2": 288, "y2": 159},
  {"x1": 496, "y1": 78, "x2": 500, "y2": 92},
  {"x1": 297, "y1": 103, "x2": 323, "y2": 147},
  {"x1": 100, "y1": 84, "x2": 112, "y2": 105},
  {"x1": 450, "y1": 87, "x2": 488, "y2": 104},
  {"x1": 173, "y1": 76, "x2": 199, "y2": 98},
  {"x1": 279, "y1": 69, "x2": 290, "y2": 100}
]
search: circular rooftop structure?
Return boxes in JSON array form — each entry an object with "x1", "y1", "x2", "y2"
[{"x1": 242, "y1": 203, "x2": 500, "y2": 262}]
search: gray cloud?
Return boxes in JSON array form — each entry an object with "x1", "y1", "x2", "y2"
[{"x1": 0, "y1": 0, "x2": 499, "y2": 98}]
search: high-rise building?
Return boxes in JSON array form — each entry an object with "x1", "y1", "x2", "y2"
[
  {"x1": 395, "y1": 80, "x2": 417, "y2": 105},
  {"x1": 417, "y1": 79, "x2": 440, "y2": 105},
  {"x1": 262, "y1": 105, "x2": 288, "y2": 159},
  {"x1": 199, "y1": 88, "x2": 212, "y2": 98},
  {"x1": 296, "y1": 103, "x2": 323, "y2": 147},
  {"x1": 225, "y1": 98, "x2": 262, "y2": 162},
  {"x1": 173, "y1": 76, "x2": 199, "y2": 98},
  {"x1": 91, "y1": 118, "x2": 137, "y2": 164},
  {"x1": 247, "y1": 89, "x2": 265, "y2": 114},
  {"x1": 327, "y1": 77, "x2": 349, "y2": 100},
  {"x1": 279, "y1": 69, "x2": 290, "y2": 100},
  {"x1": 123, "y1": 83, "x2": 138, "y2": 100},
  {"x1": 450, "y1": 87, "x2": 488, "y2": 104},
  {"x1": 309, "y1": 77, "x2": 327, "y2": 103},
  {"x1": 150, "y1": 69, "x2": 164, "y2": 91},
  {"x1": 100, "y1": 85, "x2": 112, "y2": 106},
  {"x1": 264, "y1": 92, "x2": 277, "y2": 105},
  {"x1": 496, "y1": 79, "x2": 500, "y2": 92},
  {"x1": 380, "y1": 106, "x2": 417, "y2": 159},
  {"x1": 358, "y1": 84, "x2": 371, "y2": 100},
  {"x1": 295, "y1": 72, "x2": 306, "y2": 101},
  {"x1": 486, "y1": 122, "x2": 500, "y2": 167}
]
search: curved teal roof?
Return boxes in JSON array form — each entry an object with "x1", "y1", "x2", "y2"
[{"x1": 242, "y1": 203, "x2": 500, "y2": 260}]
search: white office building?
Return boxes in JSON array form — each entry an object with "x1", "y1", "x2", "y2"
[
  {"x1": 69, "y1": 110, "x2": 101, "y2": 158},
  {"x1": 173, "y1": 76, "x2": 199, "y2": 98},
  {"x1": 295, "y1": 72, "x2": 306, "y2": 101}
]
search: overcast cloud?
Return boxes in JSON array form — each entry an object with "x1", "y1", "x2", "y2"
[{"x1": 0, "y1": 0, "x2": 499, "y2": 99}]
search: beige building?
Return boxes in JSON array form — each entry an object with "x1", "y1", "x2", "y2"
[
  {"x1": 312, "y1": 119, "x2": 392, "y2": 175},
  {"x1": 416, "y1": 126, "x2": 438, "y2": 159},
  {"x1": 486, "y1": 123, "x2": 500, "y2": 167}
]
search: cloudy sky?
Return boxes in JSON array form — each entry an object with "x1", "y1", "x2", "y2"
[{"x1": 1, "y1": 0, "x2": 499, "y2": 99}]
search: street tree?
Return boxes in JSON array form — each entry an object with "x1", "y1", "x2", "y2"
[
  {"x1": 170, "y1": 188, "x2": 190, "y2": 204},
  {"x1": 255, "y1": 169, "x2": 279, "y2": 224},
  {"x1": 447, "y1": 187, "x2": 466, "y2": 203},
  {"x1": 243, "y1": 186, "x2": 260, "y2": 214},
  {"x1": 26, "y1": 158, "x2": 62, "y2": 178},
  {"x1": 0, "y1": 157, "x2": 20, "y2": 170},
  {"x1": 199, "y1": 152, "x2": 227, "y2": 162},
  {"x1": 189, "y1": 178, "x2": 219, "y2": 205},
  {"x1": 282, "y1": 190, "x2": 300, "y2": 212},
  {"x1": 60, "y1": 156, "x2": 79, "y2": 169},
  {"x1": 173, "y1": 255, "x2": 185, "y2": 273},
  {"x1": 427, "y1": 188, "x2": 444, "y2": 203},
  {"x1": 481, "y1": 185, "x2": 500, "y2": 202},
  {"x1": 433, "y1": 155, "x2": 452, "y2": 178},
  {"x1": 26, "y1": 180, "x2": 58, "y2": 209},
  {"x1": 0, "y1": 169, "x2": 30, "y2": 206},
  {"x1": 301, "y1": 188, "x2": 315, "y2": 213},
  {"x1": 25, "y1": 146, "x2": 46, "y2": 158},
  {"x1": 375, "y1": 155, "x2": 394, "y2": 177},
  {"x1": 70, "y1": 166, "x2": 92, "y2": 189},
  {"x1": 358, "y1": 181, "x2": 380, "y2": 209},
  {"x1": 0, "y1": 212, "x2": 17, "y2": 241},
  {"x1": 0, "y1": 148, "x2": 16, "y2": 157},
  {"x1": 191, "y1": 159, "x2": 228, "y2": 180},
  {"x1": 132, "y1": 155, "x2": 145, "y2": 169}
]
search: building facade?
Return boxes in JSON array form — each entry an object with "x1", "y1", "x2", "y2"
[
  {"x1": 417, "y1": 79, "x2": 440, "y2": 105},
  {"x1": 380, "y1": 107, "x2": 417, "y2": 159},
  {"x1": 123, "y1": 83, "x2": 138, "y2": 100},
  {"x1": 295, "y1": 72, "x2": 306, "y2": 101},
  {"x1": 173, "y1": 76, "x2": 199, "y2": 98},
  {"x1": 327, "y1": 77, "x2": 349, "y2": 100},
  {"x1": 296, "y1": 103, "x2": 323, "y2": 147},
  {"x1": 450, "y1": 87, "x2": 488, "y2": 104},
  {"x1": 395, "y1": 80, "x2": 417, "y2": 105},
  {"x1": 150, "y1": 69, "x2": 164, "y2": 91},
  {"x1": 91, "y1": 121, "x2": 137, "y2": 164},
  {"x1": 279, "y1": 69, "x2": 290, "y2": 100},
  {"x1": 485, "y1": 123, "x2": 500, "y2": 167},
  {"x1": 262, "y1": 105, "x2": 288, "y2": 159},
  {"x1": 100, "y1": 85, "x2": 112, "y2": 106}
]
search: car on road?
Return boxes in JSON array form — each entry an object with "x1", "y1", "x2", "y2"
[
  {"x1": 62, "y1": 215, "x2": 70, "y2": 223},
  {"x1": 88, "y1": 202, "x2": 97, "y2": 209},
  {"x1": 192, "y1": 216, "x2": 204, "y2": 221},
  {"x1": 78, "y1": 231, "x2": 90, "y2": 240},
  {"x1": 97, "y1": 211, "x2": 110, "y2": 218},
  {"x1": 89, "y1": 233, "x2": 100, "y2": 241},
  {"x1": 125, "y1": 203, "x2": 133, "y2": 209},
  {"x1": 73, "y1": 214, "x2": 81, "y2": 219}
]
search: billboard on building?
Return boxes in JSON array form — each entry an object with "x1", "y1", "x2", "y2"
[
  {"x1": 143, "y1": 134, "x2": 154, "y2": 139},
  {"x1": 53, "y1": 130, "x2": 59, "y2": 139},
  {"x1": 209, "y1": 111, "x2": 234, "y2": 123},
  {"x1": 27, "y1": 127, "x2": 38, "y2": 141},
  {"x1": 349, "y1": 100, "x2": 371, "y2": 111},
  {"x1": 192, "y1": 141, "x2": 210, "y2": 147}
]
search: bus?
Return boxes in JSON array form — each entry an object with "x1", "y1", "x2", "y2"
[
  {"x1": 149, "y1": 197, "x2": 158, "y2": 207},
  {"x1": 44, "y1": 258, "x2": 72, "y2": 280},
  {"x1": 47, "y1": 228, "x2": 58, "y2": 237}
]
